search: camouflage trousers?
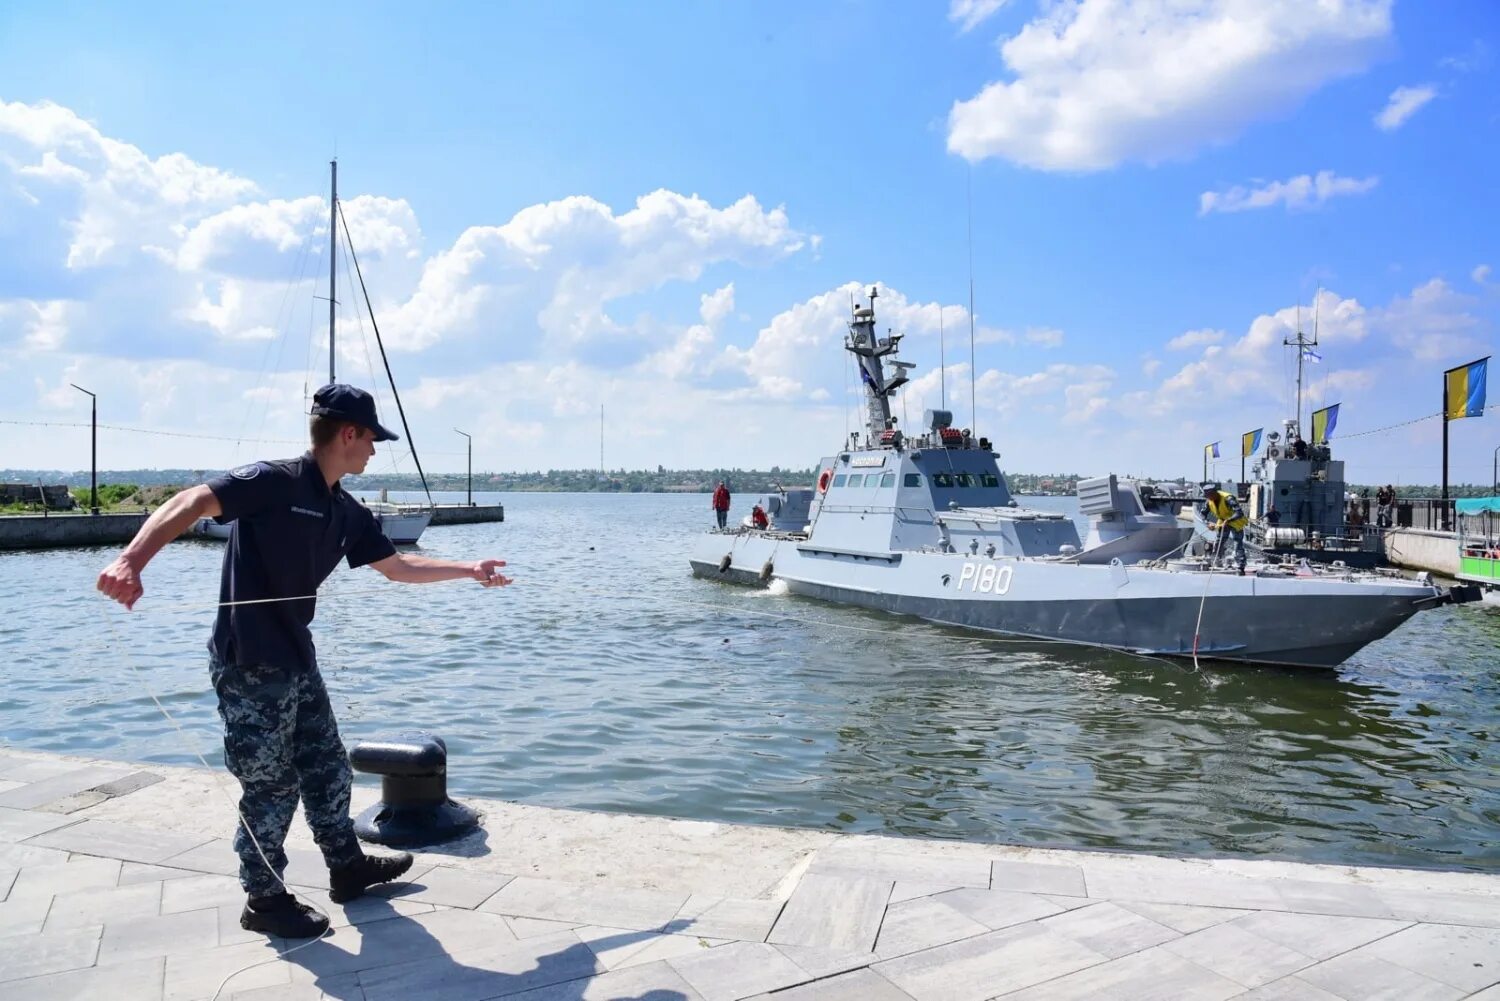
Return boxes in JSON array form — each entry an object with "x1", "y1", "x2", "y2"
[{"x1": 209, "y1": 657, "x2": 362, "y2": 898}]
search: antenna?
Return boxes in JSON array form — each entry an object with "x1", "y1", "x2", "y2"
[
  {"x1": 966, "y1": 165, "x2": 977, "y2": 432},
  {"x1": 939, "y1": 305, "x2": 946, "y2": 409}
]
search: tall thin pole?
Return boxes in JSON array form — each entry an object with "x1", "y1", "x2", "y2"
[
  {"x1": 966, "y1": 166, "x2": 976, "y2": 432},
  {"x1": 454, "y1": 429, "x2": 472, "y2": 506},
  {"x1": 938, "y1": 306, "x2": 946, "y2": 409},
  {"x1": 328, "y1": 159, "x2": 337, "y2": 385},
  {"x1": 1442, "y1": 382, "x2": 1449, "y2": 504},
  {"x1": 600, "y1": 404, "x2": 605, "y2": 478},
  {"x1": 70, "y1": 384, "x2": 97, "y2": 514}
]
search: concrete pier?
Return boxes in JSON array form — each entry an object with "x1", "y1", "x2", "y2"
[
  {"x1": 1385, "y1": 527, "x2": 1461, "y2": 576},
  {"x1": 1, "y1": 746, "x2": 1497, "y2": 999}
]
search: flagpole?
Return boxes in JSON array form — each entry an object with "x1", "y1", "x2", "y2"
[{"x1": 1442, "y1": 377, "x2": 1449, "y2": 505}]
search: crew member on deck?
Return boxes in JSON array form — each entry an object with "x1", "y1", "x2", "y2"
[
  {"x1": 96, "y1": 384, "x2": 513, "y2": 940},
  {"x1": 712, "y1": 480, "x2": 731, "y2": 530},
  {"x1": 1201, "y1": 487, "x2": 1249, "y2": 574},
  {"x1": 751, "y1": 504, "x2": 769, "y2": 530}
]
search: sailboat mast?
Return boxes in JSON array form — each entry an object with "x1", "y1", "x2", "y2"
[{"x1": 328, "y1": 159, "x2": 337, "y2": 385}]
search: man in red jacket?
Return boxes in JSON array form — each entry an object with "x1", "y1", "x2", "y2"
[{"x1": 711, "y1": 481, "x2": 731, "y2": 530}]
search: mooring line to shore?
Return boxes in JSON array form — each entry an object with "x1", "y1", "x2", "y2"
[{"x1": 97, "y1": 608, "x2": 335, "y2": 1000}]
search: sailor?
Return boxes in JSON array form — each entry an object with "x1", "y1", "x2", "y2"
[
  {"x1": 1265, "y1": 506, "x2": 1281, "y2": 527},
  {"x1": 95, "y1": 384, "x2": 513, "y2": 939},
  {"x1": 712, "y1": 480, "x2": 731, "y2": 530},
  {"x1": 751, "y1": 504, "x2": 769, "y2": 530},
  {"x1": 1291, "y1": 436, "x2": 1309, "y2": 460},
  {"x1": 1201, "y1": 487, "x2": 1249, "y2": 573},
  {"x1": 1376, "y1": 484, "x2": 1396, "y2": 528}
]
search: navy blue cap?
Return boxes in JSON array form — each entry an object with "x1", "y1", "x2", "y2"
[{"x1": 311, "y1": 384, "x2": 399, "y2": 442}]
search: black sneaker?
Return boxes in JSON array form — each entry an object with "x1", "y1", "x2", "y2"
[
  {"x1": 240, "y1": 892, "x2": 330, "y2": 938},
  {"x1": 328, "y1": 851, "x2": 415, "y2": 903}
]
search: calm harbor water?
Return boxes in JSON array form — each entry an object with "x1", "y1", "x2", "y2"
[{"x1": 2, "y1": 491, "x2": 1497, "y2": 872}]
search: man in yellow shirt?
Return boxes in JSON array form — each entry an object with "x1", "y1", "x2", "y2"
[{"x1": 1201, "y1": 488, "x2": 1249, "y2": 574}]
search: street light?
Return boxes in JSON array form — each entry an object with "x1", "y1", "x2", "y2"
[
  {"x1": 454, "y1": 429, "x2": 472, "y2": 507},
  {"x1": 1493, "y1": 443, "x2": 1499, "y2": 495},
  {"x1": 70, "y1": 383, "x2": 97, "y2": 515}
]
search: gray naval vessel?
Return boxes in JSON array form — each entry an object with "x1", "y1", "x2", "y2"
[{"x1": 690, "y1": 289, "x2": 1477, "y2": 669}]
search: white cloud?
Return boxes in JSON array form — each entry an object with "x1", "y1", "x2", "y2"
[
  {"x1": 1167, "y1": 328, "x2": 1225, "y2": 350},
  {"x1": 949, "y1": 0, "x2": 1011, "y2": 34},
  {"x1": 1377, "y1": 279, "x2": 1485, "y2": 361},
  {"x1": 1374, "y1": 84, "x2": 1437, "y2": 131},
  {"x1": 947, "y1": 0, "x2": 1392, "y2": 171},
  {"x1": 0, "y1": 298, "x2": 75, "y2": 353},
  {"x1": 1024, "y1": 327, "x2": 1064, "y2": 347},
  {"x1": 1473, "y1": 264, "x2": 1492, "y2": 287},
  {"x1": 1199, "y1": 171, "x2": 1378, "y2": 215}
]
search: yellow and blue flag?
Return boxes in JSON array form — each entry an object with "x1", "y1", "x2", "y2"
[
  {"x1": 1311, "y1": 404, "x2": 1339, "y2": 443},
  {"x1": 1241, "y1": 428, "x2": 1263, "y2": 457},
  {"x1": 1204, "y1": 441, "x2": 1220, "y2": 459},
  {"x1": 1444, "y1": 357, "x2": 1488, "y2": 420}
]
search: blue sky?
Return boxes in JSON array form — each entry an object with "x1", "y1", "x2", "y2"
[{"x1": 1, "y1": 0, "x2": 1495, "y2": 484}]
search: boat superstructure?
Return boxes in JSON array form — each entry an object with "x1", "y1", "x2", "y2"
[{"x1": 690, "y1": 289, "x2": 1476, "y2": 669}]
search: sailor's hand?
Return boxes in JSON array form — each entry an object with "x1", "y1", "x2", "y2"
[
  {"x1": 472, "y1": 559, "x2": 512, "y2": 588},
  {"x1": 98, "y1": 556, "x2": 144, "y2": 610}
]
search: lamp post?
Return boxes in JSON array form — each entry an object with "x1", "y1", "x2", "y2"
[
  {"x1": 70, "y1": 384, "x2": 97, "y2": 515},
  {"x1": 1493, "y1": 443, "x2": 1499, "y2": 495},
  {"x1": 454, "y1": 429, "x2": 472, "y2": 507}
]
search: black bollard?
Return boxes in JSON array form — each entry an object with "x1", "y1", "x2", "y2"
[{"x1": 349, "y1": 733, "x2": 480, "y2": 848}]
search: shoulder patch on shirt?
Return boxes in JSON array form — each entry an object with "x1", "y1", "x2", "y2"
[{"x1": 230, "y1": 463, "x2": 261, "y2": 480}]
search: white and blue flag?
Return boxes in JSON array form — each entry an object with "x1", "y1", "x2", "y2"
[{"x1": 1302, "y1": 347, "x2": 1323, "y2": 363}]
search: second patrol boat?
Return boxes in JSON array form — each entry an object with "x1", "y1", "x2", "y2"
[{"x1": 690, "y1": 289, "x2": 1475, "y2": 669}]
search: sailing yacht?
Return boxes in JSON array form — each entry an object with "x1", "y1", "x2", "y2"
[{"x1": 196, "y1": 161, "x2": 433, "y2": 544}]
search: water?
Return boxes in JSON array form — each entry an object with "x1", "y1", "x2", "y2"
[{"x1": 3, "y1": 491, "x2": 1498, "y2": 872}]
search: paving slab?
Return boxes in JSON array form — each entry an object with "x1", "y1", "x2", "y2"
[
  {"x1": 0, "y1": 806, "x2": 81, "y2": 843},
  {"x1": 480, "y1": 876, "x2": 689, "y2": 930},
  {"x1": 1294, "y1": 951, "x2": 1467, "y2": 1000},
  {"x1": 25, "y1": 819, "x2": 212, "y2": 865},
  {"x1": 0, "y1": 891, "x2": 53, "y2": 936},
  {"x1": 746, "y1": 967, "x2": 914, "y2": 1000},
  {"x1": 667, "y1": 940, "x2": 813, "y2": 1001},
  {"x1": 1037, "y1": 900, "x2": 1181, "y2": 958},
  {"x1": 671, "y1": 894, "x2": 783, "y2": 943},
  {"x1": 808, "y1": 846, "x2": 990, "y2": 888},
  {"x1": 927, "y1": 886, "x2": 1067, "y2": 930},
  {"x1": 4, "y1": 955, "x2": 166, "y2": 1001},
  {"x1": 1115, "y1": 900, "x2": 1252, "y2": 933},
  {"x1": 0, "y1": 766, "x2": 134, "y2": 810},
  {"x1": 989, "y1": 858, "x2": 1087, "y2": 897},
  {"x1": 0, "y1": 924, "x2": 103, "y2": 983},
  {"x1": 99, "y1": 905, "x2": 222, "y2": 964},
  {"x1": 119, "y1": 862, "x2": 204, "y2": 885},
  {"x1": 228, "y1": 973, "x2": 362, "y2": 1000},
  {"x1": 163, "y1": 939, "x2": 294, "y2": 1001},
  {"x1": 1160, "y1": 921, "x2": 1318, "y2": 988},
  {"x1": 1357, "y1": 921, "x2": 1500, "y2": 993},
  {"x1": 1230, "y1": 911, "x2": 1411, "y2": 960},
  {"x1": 43, "y1": 879, "x2": 163, "y2": 930},
  {"x1": 997, "y1": 943, "x2": 1243, "y2": 1000},
  {"x1": 356, "y1": 929, "x2": 600, "y2": 1001},
  {"x1": 368, "y1": 863, "x2": 511, "y2": 909},
  {"x1": 502, "y1": 959, "x2": 707, "y2": 1001},
  {"x1": 873, "y1": 922, "x2": 1107, "y2": 1001},
  {"x1": 872, "y1": 895, "x2": 989, "y2": 959},
  {"x1": 767, "y1": 872, "x2": 891, "y2": 952},
  {"x1": 8, "y1": 855, "x2": 122, "y2": 901},
  {"x1": 573, "y1": 923, "x2": 723, "y2": 971}
]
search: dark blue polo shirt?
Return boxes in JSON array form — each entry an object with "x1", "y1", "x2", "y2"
[{"x1": 206, "y1": 452, "x2": 396, "y2": 671}]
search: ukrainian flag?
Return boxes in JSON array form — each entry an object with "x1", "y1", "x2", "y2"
[
  {"x1": 1241, "y1": 428, "x2": 1263, "y2": 457},
  {"x1": 1205, "y1": 441, "x2": 1220, "y2": 459},
  {"x1": 1312, "y1": 403, "x2": 1340, "y2": 443},
  {"x1": 1445, "y1": 357, "x2": 1489, "y2": 421}
]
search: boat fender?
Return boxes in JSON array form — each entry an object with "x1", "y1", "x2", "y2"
[
  {"x1": 817, "y1": 469, "x2": 832, "y2": 493},
  {"x1": 759, "y1": 560, "x2": 774, "y2": 582},
  {"x1": 718, "y1": 554, "x2": 732, "y2": 573}
]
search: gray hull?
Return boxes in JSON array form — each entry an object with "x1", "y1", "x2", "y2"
[{"x1": 690, "y1": 532, "x2": 1433, "y2": 670}]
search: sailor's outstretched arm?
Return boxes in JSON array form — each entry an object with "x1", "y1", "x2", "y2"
[
  {"x1": 370, "y1": 553, "x2": 512, "y2": 588},
  {"x1": 97, "y1": 485, "x2": 222, "y2": 609}
]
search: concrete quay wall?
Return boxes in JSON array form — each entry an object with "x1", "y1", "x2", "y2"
[
  {"x1": 429, "y1": 503, "x2": 505, "y2": 525},
  {"x1": 0, "y1": 512, "x2": 148, "y2": 551},
  {"x1": 1385, "y1": 527, "x2": 1460, "y2": 576}
]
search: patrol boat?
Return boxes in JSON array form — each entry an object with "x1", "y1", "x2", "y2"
[{"x1": 689, "y1": 289, "x2": 1476, "y2": 669}]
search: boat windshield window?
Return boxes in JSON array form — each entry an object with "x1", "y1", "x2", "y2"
[
  {"x1": 904, "y1": 473, "x2": 921, "y2": 487},
  {"x1": 832, "y1": 474, "x2": 847, "y2": 487},
  {"x1": 956, "y1": 473, "x2": 976, "y2": 488},
  {"x1": 880, "y1": 472, "x2": 896, "y2": 487},
  {"x1": 981, "y1": 473, "x2": 1000, "y2": 488},
  {"x1": 933, "y1": 472, "x2": 954, "y2": 488},
  {"x1": 846, "y1": 474, "x2": 864, "y2": 487}
]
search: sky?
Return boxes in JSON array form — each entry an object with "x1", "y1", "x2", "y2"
[{"x1": 0, "y1": 0, "x2": 1496, "y2": 485}]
